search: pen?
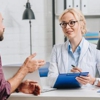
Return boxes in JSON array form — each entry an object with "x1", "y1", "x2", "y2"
[
  {"x1": 71, "y1": 65, "x2": 75, "y2": 68},
  {"x1": 71, "y1": 65, "x2": 82, "y2": 73}
]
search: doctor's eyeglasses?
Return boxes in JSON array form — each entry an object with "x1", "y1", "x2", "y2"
[{"x1": 60, "y1": 20, "x2": 78, "y2": 28}]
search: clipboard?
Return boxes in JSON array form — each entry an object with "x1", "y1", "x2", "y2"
[{"x1": 53, "y1": 72, "x2": 89, "y2": 89}]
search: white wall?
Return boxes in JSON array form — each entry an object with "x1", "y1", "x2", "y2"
[
  {"x1": 2, "y1": 0, "x2": 100, "y2": 65},
  {"x1": 0, "y1": 0, "x2": 52, "y2": 65}
]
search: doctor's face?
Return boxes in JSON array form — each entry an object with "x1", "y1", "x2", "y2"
[
  {"x1": 0, "y1": 13, "x2": 5, "y2": 41},
  {"x1": 60, "y1": 12, "x2": 82, "y2": 40}
]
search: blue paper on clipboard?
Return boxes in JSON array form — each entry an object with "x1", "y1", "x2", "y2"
[{"x1": 53, "y1": 72, "x2": 89, "y2": 89}]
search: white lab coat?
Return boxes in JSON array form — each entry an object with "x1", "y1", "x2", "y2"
[{"x1": 48, "y1": 38, "x2": 100, "y2": 87}]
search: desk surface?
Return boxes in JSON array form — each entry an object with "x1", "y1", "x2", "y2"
[{"x1": 8, "y1": 86, "x2": 100, "y2": 100}]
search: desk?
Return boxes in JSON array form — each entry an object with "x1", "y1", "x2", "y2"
[{"x1": 8, "y1": 86, "x2": 100, "y2": 100}]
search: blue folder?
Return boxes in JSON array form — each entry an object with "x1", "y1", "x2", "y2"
[{"x1": 53, "y1": 72, "x2": 89, "y2": 89}]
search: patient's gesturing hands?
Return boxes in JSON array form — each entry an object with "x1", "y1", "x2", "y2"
[
  {"x1": 17, "y1": 80, "x2": 41, "y2": 95},
  {"x1": 22, "y1": 53, "x2": 45, "y2": 73}
]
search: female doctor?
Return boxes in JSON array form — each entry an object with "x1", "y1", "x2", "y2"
[{"x1": 48, "y1": 8, "x2": 100, "y2": 87}]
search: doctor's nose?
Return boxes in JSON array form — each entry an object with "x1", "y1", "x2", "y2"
[{"x1": 65, "y1": 24, "x2": 71, "y2": 29}]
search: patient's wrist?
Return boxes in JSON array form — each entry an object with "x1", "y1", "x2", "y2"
[{"x1": 15, "y1": 88, "x2": 19, "y2": 93}]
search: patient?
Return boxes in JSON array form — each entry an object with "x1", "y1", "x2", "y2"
[
  {"x1": 0, "y1": 12, "x2": 45, "y2": 100},
  {"x1": 17, "y1": 80, "x2": 40, "y2": 95}
]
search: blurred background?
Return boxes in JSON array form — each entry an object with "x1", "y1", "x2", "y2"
[{"x1": 0, "y1": 0, "x2": 100, "y2": 65}]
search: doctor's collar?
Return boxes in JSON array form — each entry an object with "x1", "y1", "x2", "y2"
[{"x1": 68, "y1": 37, "x2": 84, "y2": 51}]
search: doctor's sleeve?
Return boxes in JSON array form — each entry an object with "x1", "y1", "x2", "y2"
[
  {"x1": 48, "y1": 45, "x2": 59, "y2": 87},
  {"x1": 96, "y1": 50, "x2": 100, "y2": 76}
]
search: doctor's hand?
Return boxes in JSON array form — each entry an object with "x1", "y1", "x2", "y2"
[
  {"x1": 71, "y1": 66, "x2": 95, "y2": 85},
  {"x1": 71, "y1": 66, "x2": 82, "y2": 73},
  {"x1": 17, "y1": 80, "x2": 41, "y2": 95},
  {"x1": 76, "y1": 74, "x2": 95, "y2": 85}
]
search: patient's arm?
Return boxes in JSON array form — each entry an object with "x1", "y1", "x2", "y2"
[{"x1": 16, "y1": 80, "x2": 41, "y2": 95}]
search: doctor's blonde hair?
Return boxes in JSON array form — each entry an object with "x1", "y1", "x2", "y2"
[{"x1": 59, "y1": 8, "x2": 87, "y2": 35}]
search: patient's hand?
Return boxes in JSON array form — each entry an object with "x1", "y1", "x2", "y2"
[{"x1": 17, "y1": 80, "x2": 41, "y2": 95}]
